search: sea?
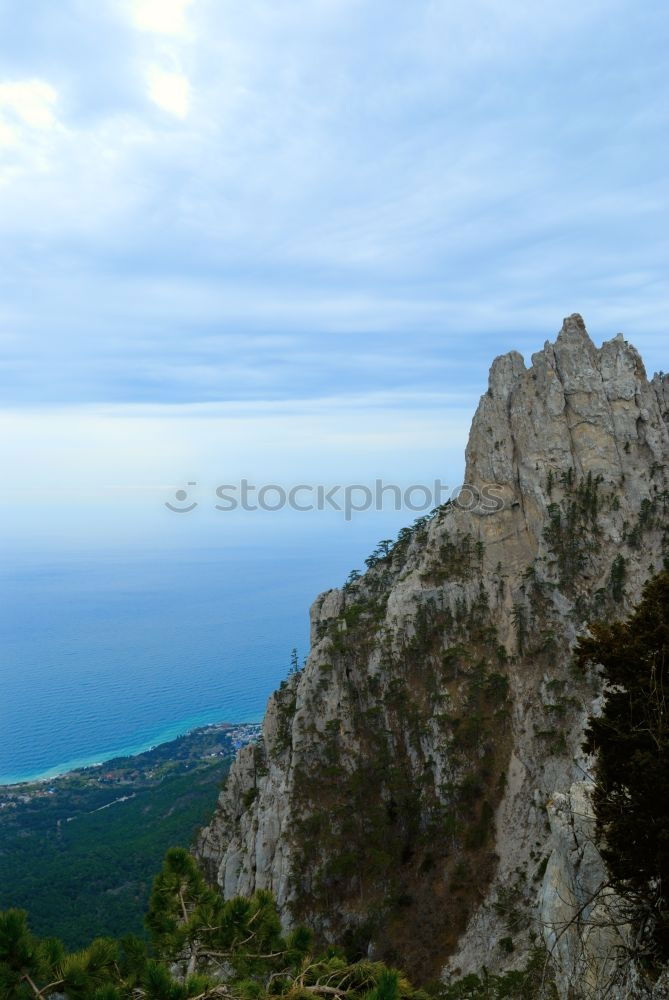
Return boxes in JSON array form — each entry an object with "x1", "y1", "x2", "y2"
[{"x1": 0, "y1": 525, "x2": 392, "y2": 785}]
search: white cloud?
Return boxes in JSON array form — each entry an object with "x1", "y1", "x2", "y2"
[
  {"x1": 0, "y1": 79, "x2": 58, "y2": 128},
  {"x1": 1, "y1": 0, "x2": 668, "y2": 415},
  {"x1": 130, "y1": 0, "x2": 194, "y2": 36},
  {"x1": 0, "y1": 118, "x2": 17, "y2": 148},
  {"x1": 147, "y1": 67, "x2": 190, "y2": 117},
  {"x1": 0, "y1": 79, "x2": 63, "y2": 180}
]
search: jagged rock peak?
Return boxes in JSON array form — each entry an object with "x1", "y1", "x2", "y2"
[
  {"x1": 465, "y1": 314, "x2": 667, "y2": 502},
  {"x1": 487, "y1": 350, "x2": 526, "y2": 400},
  {"x1": 486, "y1": 313, "x2": 627, "y2": 402},
  {"x1": 555, "y1": 310, "x2": 590, "y2": 342}
]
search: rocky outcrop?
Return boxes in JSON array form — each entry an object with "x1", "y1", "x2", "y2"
[{"x1": 196, "y1": 316, "x2": 669, "y2": 994}]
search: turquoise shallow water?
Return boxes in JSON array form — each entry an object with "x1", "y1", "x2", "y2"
[{"x1": 0, "y1": 535, "x2": 370, "y2": 784}]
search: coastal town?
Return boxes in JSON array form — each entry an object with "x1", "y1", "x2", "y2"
[
  {"x1": 0, "y1": 721, "x2": 261, "y2": 814},
  {"x1": 0, "y1": 719, "x2": 263, "y2": 945}
]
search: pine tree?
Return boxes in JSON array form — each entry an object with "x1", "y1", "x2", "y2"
[{"x1": 577, "y1": 571, "x2": 669, "y2": 961}]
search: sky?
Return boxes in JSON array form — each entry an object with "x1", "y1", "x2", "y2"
[{"x1": 1, "y1": 0, "x2": 668, "y2": 549}]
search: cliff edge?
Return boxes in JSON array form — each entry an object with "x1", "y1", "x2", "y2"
[{"x1": 196, "y1": 315, "x2": 669, "y2": 995}]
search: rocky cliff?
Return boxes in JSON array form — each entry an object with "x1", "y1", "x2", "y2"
[{"x1": 196, "y1": 315, "x2": 669, "y2": 994}]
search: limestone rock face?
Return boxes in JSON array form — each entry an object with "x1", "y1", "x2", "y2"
[
  {"x1": 541, "y1": 781, "x2": 627, "y2": 997},
  {"x1": 196, "y1": 316, "x2": 669, "y2": 994}
]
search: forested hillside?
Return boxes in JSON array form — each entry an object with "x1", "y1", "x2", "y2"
[{"x1": 0, "y1": 725, "x2": 258, "y2": 946}]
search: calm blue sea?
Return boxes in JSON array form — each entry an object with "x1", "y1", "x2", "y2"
[{"x1": 0, "y1": 532, "x2": 377, "y2": 784}]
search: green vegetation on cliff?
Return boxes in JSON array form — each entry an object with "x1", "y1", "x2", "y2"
[{"x1": 0, "y1": 849, "x2": 554, "y2": 999}]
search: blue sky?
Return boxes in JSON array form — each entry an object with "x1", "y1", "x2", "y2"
[{"x1": 1, "y1": 0, "x2": 668, "y2": 547}]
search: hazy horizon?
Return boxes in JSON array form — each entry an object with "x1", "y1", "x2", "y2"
[{"x1": 2, "y1": 0, "x2": 668, "y2": 552}]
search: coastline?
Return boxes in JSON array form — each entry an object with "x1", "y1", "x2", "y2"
[
  {"x1": 0, "y1": 718, "x2": 259, "y2": 946},
  {"x1": 0, "y1": 716, "x2": 262, "y2": 790}
]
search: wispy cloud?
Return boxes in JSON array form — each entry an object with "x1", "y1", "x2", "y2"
[
  {"x1": 146, "y1": 67, "x2": 190, "y2": 117},
  {"x1": 129, "y1": 0, "x2": 194, "y2": 37},
  {"x1": 0, "y1": 78, "x2": 58, "y2": 129},
  {"x1": 0, "y1": 0, "x2": 667, "y2": 414}
]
